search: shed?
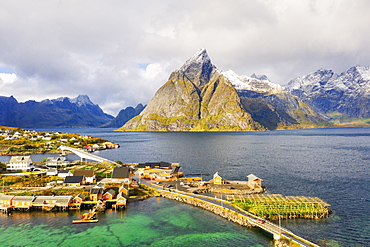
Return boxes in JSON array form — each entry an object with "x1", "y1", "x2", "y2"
[
  {"x1": 247, "y1": 174, "x2": 263, "y2": 189},
  {"x1": 211, "y1": 172, "x2": 225, "y2": 185}
]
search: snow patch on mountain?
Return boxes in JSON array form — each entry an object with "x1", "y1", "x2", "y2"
[{"x1": 222, "y1": 70, "x2": 283, "y2": 94}]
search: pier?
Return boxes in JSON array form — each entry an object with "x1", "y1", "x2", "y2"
[{"x1": 144, "y1": 181, "x2": 320, "y2": 247}]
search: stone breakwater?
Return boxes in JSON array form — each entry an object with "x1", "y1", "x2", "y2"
[{"x1": 160, "y1": 191, "x2": 253, "y2": 227}]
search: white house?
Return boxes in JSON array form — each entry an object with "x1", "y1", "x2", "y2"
[
  {"x1": 58, "y1": 169, "x2": 73, "y2": 178},
  {"x1": 7, "y1": 156, "x2": 33, "y2": 172},
  {"x1": 45, "y1": 157, "x2": 69, "y2": 167}
]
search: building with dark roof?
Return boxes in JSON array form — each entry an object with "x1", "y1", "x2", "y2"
[
  {"x1": 73, "y1": 170, "x2": 96, "y2": 184},
  {"x1": 64, "y1": 176, "x2": 85, "y2": 186},
  {"x1": 111, "y1": 167, "x2": 132, "y2": 183}
]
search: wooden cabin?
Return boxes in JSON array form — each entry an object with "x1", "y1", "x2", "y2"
[
  {"x1": 114, "y1": 193, "x2": 127, "y2": 209},
  {"x1": 90, "y1": 187, "x2": 104, "y2": 201},
  {"x1": 12, "y1": 196, "x2": 35, "y2": 210},
  {"x1": 73, "y1": 194, "x2": 86, "y2": 204},
  {"x1": 247, "y1": 174, "x2": 263, "y2": 189},
  {"x1": 33, "y1": 196, "x2": 73, "y2": 210},
  {"x1": 0, "y1": 194, "x2": 14, "y2": 207},
  {"x1": 103, "y1": 189, "x2": 116, "y2": 201},
  {"x1": 119, "y1": 185, "x2": 129, "y2": 197},
  {"x1": 211, "y1": 172, "x2": 225, "y2": 185}
]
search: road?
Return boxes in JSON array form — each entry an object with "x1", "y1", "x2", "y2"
[{"x1": 138, "y1": 178, "x2": 320, "y2": 247}]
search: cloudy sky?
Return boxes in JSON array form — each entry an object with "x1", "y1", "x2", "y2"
[{"x1": 1, "y1": 0, "x2": 370, "y2": 116}]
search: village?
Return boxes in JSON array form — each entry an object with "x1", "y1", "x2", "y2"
[
  {"x1": 0, "y1": 148, "x2": 330, "y2": 246},
  {"x1": 0, "y1": 126, "x2": 119, "y2": 156},
  {"x1": 0, "y1": 154, "x2": 265, "y2": 215}
]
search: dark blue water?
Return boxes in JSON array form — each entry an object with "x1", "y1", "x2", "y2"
[{"x1": 1, "y1": 127, "x2": 369, "y2": 246}]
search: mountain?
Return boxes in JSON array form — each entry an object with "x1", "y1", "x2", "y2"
[
  {"x1": 286, "y1": 66, "x2": 370, "y2": 122},
  {"x1": 119, "y1": 49, "x2": 326, "y2": 131},
  {"x1": 0, "y1": 95, "x2": 114, "y2": 128},
  {"x1": 222, "y1": 70, "x2": 326, "y2": 130},
  {"x1": 100, "y1": 104, "x2": 145, "y2": 128}
]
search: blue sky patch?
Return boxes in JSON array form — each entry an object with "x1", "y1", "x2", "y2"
[{"x1": 138, "y1": 63, "x2": 150, "y2": 70}]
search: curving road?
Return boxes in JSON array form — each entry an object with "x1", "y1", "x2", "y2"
[{"x1": 139, "y1": 178, "x2": 320, "y2": 247}]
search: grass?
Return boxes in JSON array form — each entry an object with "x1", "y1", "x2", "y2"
[{"x1": 228, "y1": 194, "x2": 331, "y2": 220}]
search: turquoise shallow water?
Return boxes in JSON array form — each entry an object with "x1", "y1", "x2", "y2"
[
  {"x1": 1, "y1": 127, "x2": 369, "y2": 246},
  {"x1": 0, "y1": 197, "x2": 271, "y2": 247}
]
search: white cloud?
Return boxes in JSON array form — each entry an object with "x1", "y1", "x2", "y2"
[
  {"x1": 0, "y1": 73, "x2": 17, "y2": 84},
  {"x1": 0, "y1": 0, "x2": 369, "y2": 115}
]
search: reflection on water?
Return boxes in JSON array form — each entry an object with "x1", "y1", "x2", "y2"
[{"x1": 1, "y1": 127, "x2": 369, "y2": 246}]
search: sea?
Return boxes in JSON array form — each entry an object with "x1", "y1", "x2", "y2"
[{"x1": 0, "y1": 127, "x2": 369, "y2": 247}]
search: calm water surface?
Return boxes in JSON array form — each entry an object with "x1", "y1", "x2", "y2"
[{"x1": 1, "y1": 127, "x2": 369, "y2": 247}]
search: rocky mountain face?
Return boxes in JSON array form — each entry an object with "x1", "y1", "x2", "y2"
[
  {"x1": 100, "y1": 104, "x2": 145, "y2": 128},
  {"x1": 222, "y1": 70, "x2": 326, "y2": 130},
  {"x1": 286, "y1": 66, "x2": 370, "y2": 120},
  {"x1": 0, "y1": 95, "x2": 113, "y2": 128},
  {"x1": 119, "y1": 49, "x2": 325, "y2": 131}
]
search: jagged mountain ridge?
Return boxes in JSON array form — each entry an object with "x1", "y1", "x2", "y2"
[
  {"x1": 119, "y1": 49, "x2": 325, "y2": 131},
  {"x1": 286, "y1": 66, "x2": 370, "y2": 120},
  {"x1": 121, "y1": 49, "x2": 263, "y2": 131},
  {"x1": 0, "y1": 95, "x2": 114, "y2": 128},
  {"x1": 100, "y1": 104, "x2": 145, "y2": 128}
]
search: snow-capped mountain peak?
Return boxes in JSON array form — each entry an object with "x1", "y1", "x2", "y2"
[
  {"x1": 179, "y1": 48, "x2": 212, "y2": 72},
  {"x1": 222, "y1": 70, "x2": 282, "y2": 94}
]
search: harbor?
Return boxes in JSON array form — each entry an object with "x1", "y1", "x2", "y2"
[
  {"x1": 0, "y1": 128, "x2": 368, "y2": 246},
  {"x1": 0, "y1": 144, "x2": 331, "y2": 247}
]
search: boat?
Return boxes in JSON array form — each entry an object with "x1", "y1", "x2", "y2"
[{"x1": 72, "y1": 208, "x2": 98, "y2": 224}]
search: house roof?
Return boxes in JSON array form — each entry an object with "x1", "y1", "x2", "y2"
[
  {"x1": 111, "y1": 167, "x2": 131, "y2": 179},
  {"x1": 90, "y1": 188, "x2": 103, "y2": 194},
  {"x1": 9, "y1": 156, "x2": 32, "y2": 163},
  {"x1": 33, "y1": 196, "x2": 72, "y2": 204},
  {"x1": 0, "y1": 194, "x2": 14, "y2": 200},
  {"x1": 64, "y1": 176, "x2": 84, "y2": 184},
  {"x1": 73, "y1": 170, "x2": 95, "y2": 177},
  {"x1": 58, "y1": 169, "x2": 71, "y2": 174},
  {"x1": 75, "y1": 194, "x2": 86, "y2": 199},
  {"x1": 46, "y1": 157, "x2": 67, "y2": 162},
  {"x1": 12, "y1": 196, "x2": 35, "y2": 202},
  {"x1": 137, "y1": 161, "x2": 171, "y2": 169},
  {"x1": 104, "y1": 189, "x2": 116, "y2": 195},
  {"x1": 247, "y1": 174, "x2": 262, "y2": 181}
]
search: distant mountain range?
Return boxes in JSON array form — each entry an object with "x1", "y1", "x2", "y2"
[
  {"x1": 0, "y1": 95, "x2": 114, "y2": 128},
  {"x1": 1, "y1": 50, "x2": 368, "y2": 130},
  {"x1": 118, "y1": 49, "x2": 327, "y2": 131},
  {"x1": 286, "y1": 66, "x2": 370, "y2": 123},
  {"x1": 100, "y1": 104, "x2": 145, "y2": 128}
]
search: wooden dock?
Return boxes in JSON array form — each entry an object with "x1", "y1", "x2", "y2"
[{"x1": 147, "y1": 182, "x2": 321, "y2": 247}]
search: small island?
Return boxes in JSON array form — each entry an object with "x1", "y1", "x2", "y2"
[{"x1": 0, "y1": 126, "x2": 119, "y2": 156}]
